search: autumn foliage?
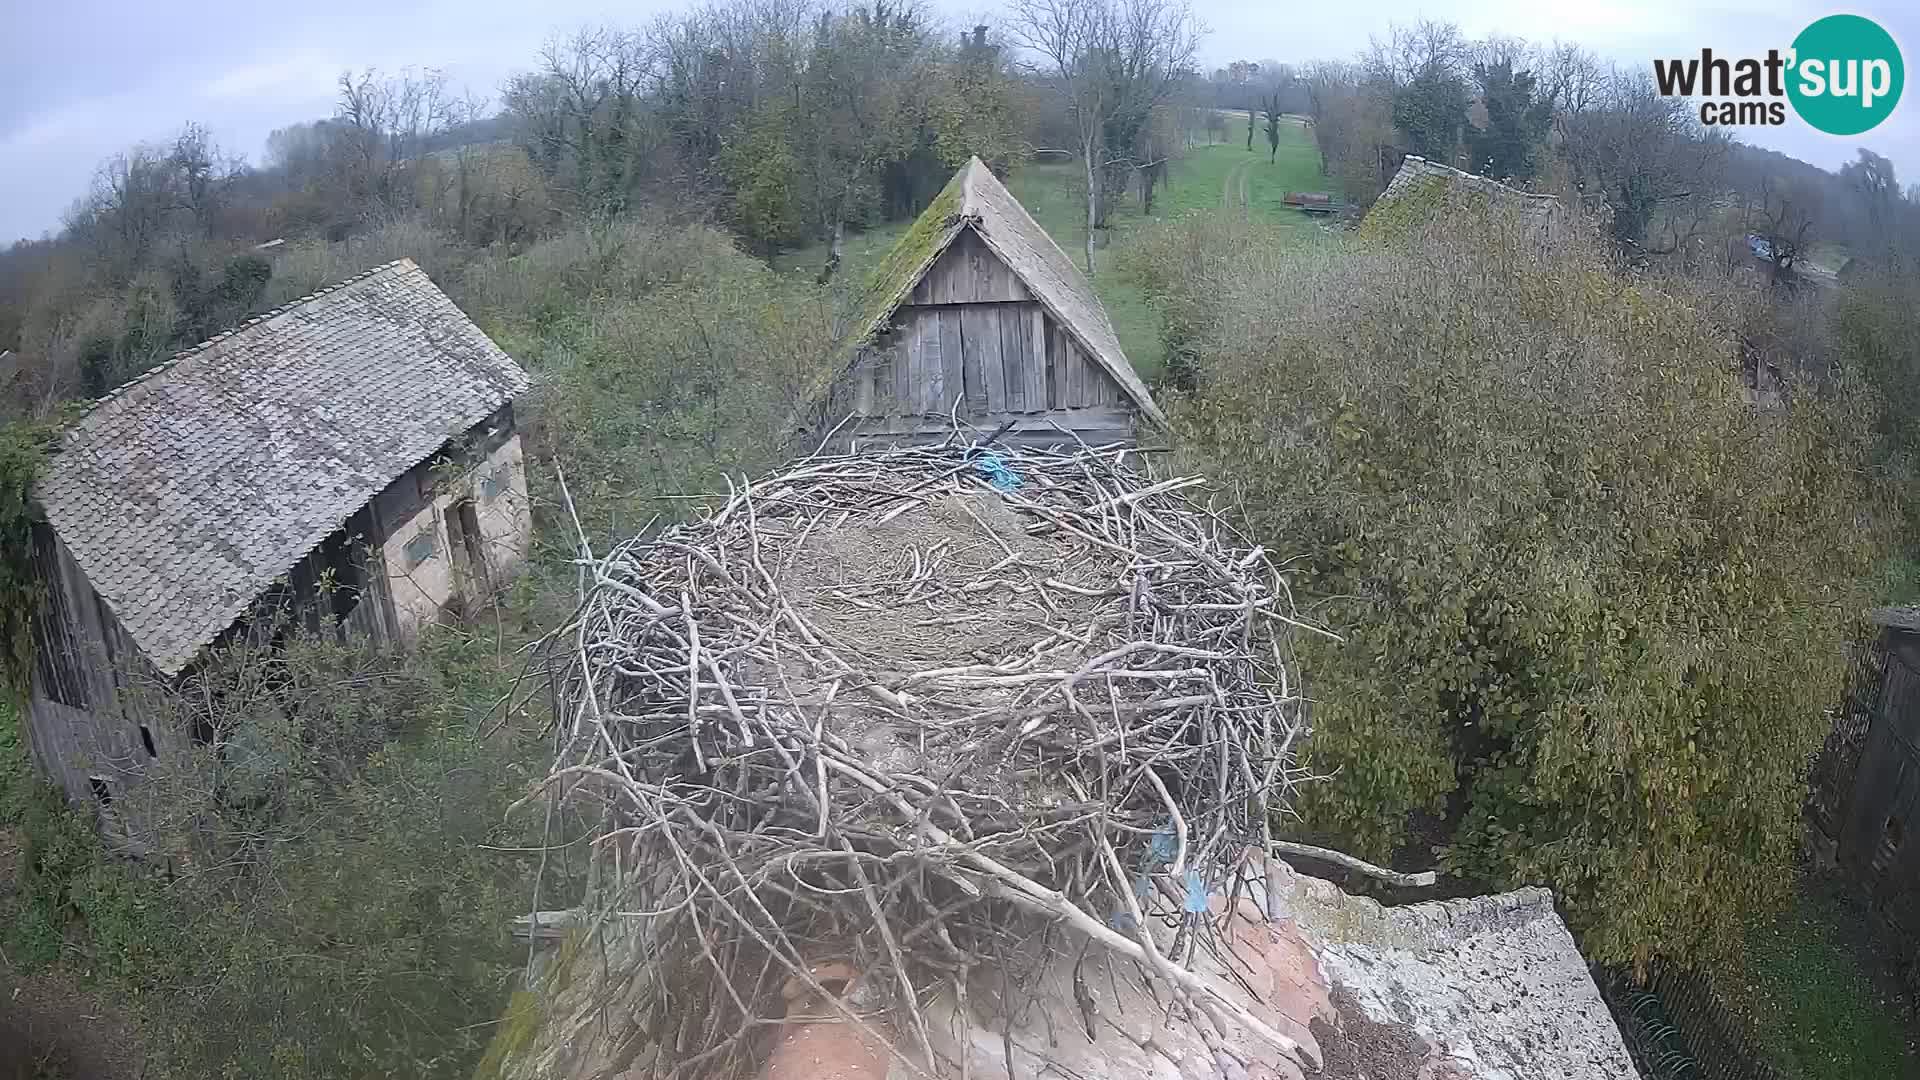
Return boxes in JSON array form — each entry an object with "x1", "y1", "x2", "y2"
[{"x1": 1151, "y1": 205, "x2": 1884, "y2": 963}]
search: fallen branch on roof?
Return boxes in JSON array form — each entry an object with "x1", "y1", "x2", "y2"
[
  {"x1": 1269, "y1": 840, "x2": 1439, "y2": 888},
  {"x1": 538, "y1": 438, "x2": 1335, "y2": 1078}
]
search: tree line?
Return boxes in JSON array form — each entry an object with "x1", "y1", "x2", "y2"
[
  {"x1": 0, "y1": 0, "x2": 1222, "y2": 415},
  {"x1": 1258, "y1": 18, "x2": 1919, "y2": 292}
]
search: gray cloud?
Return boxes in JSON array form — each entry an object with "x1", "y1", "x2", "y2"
[{"x1": 3, "y1": 0, "x2": 1916, "y2": 242}]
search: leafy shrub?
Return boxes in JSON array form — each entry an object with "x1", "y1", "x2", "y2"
[
  {"x1": 1157, "y1": 205, "x2": 1883, "y2": 964},
  {"x1": 258, "y1": 219, "x2": 470, "y2": 309},
  {"x1": 1833, "y1": 276, "x2": 1920, "y2": 552},
  {"x1": 461, "y1": 218, "x2": 749, "y2": 329},
  {"x1": 500, "y1": 229, "x2": 842, "y2": 537},
  {"x1": 0, "y1": 617, "x2": 563, "y2": 1080}
]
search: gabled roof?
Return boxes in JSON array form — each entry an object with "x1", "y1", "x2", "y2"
[
  {"x1": 36, "y1": 259, "x2": 530, "y2": 676},
  {"x1": 856, "y1": 157, "x2": 1165, "y2": 425},
  {"x1": 1374, "y1": 154, "x2": 1559, "y2": 225}
]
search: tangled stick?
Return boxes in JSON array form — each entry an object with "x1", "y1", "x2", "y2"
[{"x1": 538, "y1": 439, "x2": 1332, "y2": 1078}]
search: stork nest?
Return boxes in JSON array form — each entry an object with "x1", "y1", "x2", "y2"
[{"x1": 537, "y1": 441, "x2": 1325, "y2": 1078}]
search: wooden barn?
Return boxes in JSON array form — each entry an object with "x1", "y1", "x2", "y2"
[
  {"x1": 813, "y1": 157, "x2": 1164, "y2": 450},
  {"x1": 1810, "y1": 606, "x2": 1920, "y2": 969},
  {"x1": 24, "y1": 259, "x2": 533, "y2": 829}
]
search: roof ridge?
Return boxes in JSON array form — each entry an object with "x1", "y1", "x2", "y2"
[
  {"x1": 33, "y1": 254, "x2": 525, "y2": 677},
  {"x1": 1395, "y1": 155, "x2": 1558, "y2": 201},
  {"x1": 955, "y1": 163, "x2": 1166, "y2": 425},
  {"x1": 64, "y1": 259, "x2": 418, "y2": 429}
]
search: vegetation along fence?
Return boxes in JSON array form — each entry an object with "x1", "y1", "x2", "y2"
[
  {"x1": 1808, "y1": 629, "x2": 1890, "y2": 840},
  {"x1": 1599, "y1": 964, "x2": 1789, "y2": 1080}
]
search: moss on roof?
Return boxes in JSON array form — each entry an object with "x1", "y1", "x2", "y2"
[
  {"x1": 1357, "y1": 174, "x2": 1460, "y2": 244},
  {"x1": 852, "y1": 166, "x2": 970, "y2": 344}
]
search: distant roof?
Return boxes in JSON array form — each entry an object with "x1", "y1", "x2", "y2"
[
  {"x1": 36, "y1": 259, "x2": 529, "y2": 676},
  {"x1": 857, "y1": 156, "x2": 1164, "y2": 425},
  {"x1": 1374, "y1": 155, "x2": 1559, "y2": 224}
]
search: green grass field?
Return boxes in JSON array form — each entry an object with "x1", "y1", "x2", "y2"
[
  {"x1": 775, "y1": 119, "x2": 1327, "y2": 382},
  {"x1": 1717, "y1": 883, "x2": 1916, "y2": 1078}
]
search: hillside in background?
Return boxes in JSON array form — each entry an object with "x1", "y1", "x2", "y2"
[{"x1": 4, "y1": 7, "x2": 1920, "y2": 1080}]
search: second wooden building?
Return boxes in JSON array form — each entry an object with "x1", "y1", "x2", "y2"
[{"x1": 816, "y1": 157, "x2": 1164, "y2": 450}]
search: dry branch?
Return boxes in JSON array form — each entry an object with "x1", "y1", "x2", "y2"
[{"x1": 539, "y1": 440, "x2": 1326, "y2": 1078}]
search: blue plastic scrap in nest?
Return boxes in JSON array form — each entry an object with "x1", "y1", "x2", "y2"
[
  {"x1": 1110, "y1": 825, "x2": 1215, "y2": 928},
  {"x1": 971, "y1": 451, "x2": 1023, "y2": 493}
]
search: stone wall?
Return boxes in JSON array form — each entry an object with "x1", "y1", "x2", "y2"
[{"x1": 381, "y1": 433, "x2": 531, "y2": 638}]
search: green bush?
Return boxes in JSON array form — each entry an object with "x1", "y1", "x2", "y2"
[
  {"x1": 1157, "y1": 206, "x2": 1884, "y2": 964},
  {"x1": 503, "y1": 231, "x2": 842, "y2": 537},
  {"x1": 0, "y1": 619, "x2": 563, "y2": 1080},
  {"x1": 258, "y1": 220, "x2": 471, "y2": 309},
  {"x1": 1834, "y1": 276, "x2": 1920, "y2": 563},
  {"x1": 461, "y1": 218, "x2": 751, "y2": 329}
]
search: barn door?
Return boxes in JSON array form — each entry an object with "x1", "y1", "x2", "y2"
[{"x1": 446, "y1": 499, "x2": 490, "y2": 600}]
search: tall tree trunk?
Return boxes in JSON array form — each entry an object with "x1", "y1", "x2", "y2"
[
  {"x1": 818, "y1": 219, "x2": 845, "y2": 285},
  {"x1": 1082, "y1": 137, "x2": 1099, "y2": 278}
]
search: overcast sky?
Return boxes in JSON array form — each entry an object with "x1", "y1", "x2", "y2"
[{"x1": 3, "y1": 0, "x2": 1915, "y2": 244}]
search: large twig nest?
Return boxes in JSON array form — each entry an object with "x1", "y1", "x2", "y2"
[{"x1": 538, "y1": 440, "x2": 1328, "y2": 1078}]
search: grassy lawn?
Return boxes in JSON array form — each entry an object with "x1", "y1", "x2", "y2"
[
  {"x1": 775, "y1": 119, "x2": 1327, "y2": 383},
  {"x1": 1004, "y1": 161, "x2": 1165, "y2": 382},
  {"x1": 1157, "y1": 129, "x2": 1327, "y2": 222},
  {"x1": 1716, "y1": 882, "x2": 1916, "y2": 1078}
]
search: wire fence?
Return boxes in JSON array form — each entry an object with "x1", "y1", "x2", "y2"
[
  {"x1": 1599, "y1": 964, "x2": 1790, "y2": 1080},
  {"x1": 1808, "y1": 629, "x2": 1889, "y2": 839}
]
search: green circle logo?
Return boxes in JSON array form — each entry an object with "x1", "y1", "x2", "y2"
[{"x1": 1788, "y1": 15, "x2": 1903, "y2": 135}]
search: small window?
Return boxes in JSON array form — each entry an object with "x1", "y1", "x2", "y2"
[
  {"x1": 139, "y1": 724, "x2": 158, "y2": 759},
  {"x1": 88, "y1": 776, "x2": 113, "y2": 807},
  {"x1": 479, "y1": 469, "x2": 503, "y2": 501},
  {"x1": 403, "y1": 530, "x2": 437, "y2": 568}
]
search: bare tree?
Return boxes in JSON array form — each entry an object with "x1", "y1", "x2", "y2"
[
  {"x1": 1560, "y1": 68, "x2": 1726, "y2": 254},
  {"x1": 1299, "y1": 59, "x2": 1396, "y2": 205},
  {"x1": 1754, "y1": 172, "x2": 1821, "y2": 287},
  {"x1": 335, "y1": 68, "x2": 455, "y2": 215},
  {"x1": 1261, "y1": 90, "x2": 1283, "y2": 163},
  {"x1": 63, "y1": 125, "x2": 240, "y2": 284},
  {"x1": 1362, "y1": 19, "x2": 1468, "y2": 89},
  {"x1": 1008, "y1": 0, "x2": 1201, "y2": 276},
  {"x1": 1540, "y1": 41, "x2": 1605, "y2": 117}
]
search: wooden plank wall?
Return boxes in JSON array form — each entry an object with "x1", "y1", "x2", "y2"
[
  {"x1": 909, "y1": 230, "x2": 1033, "y2": 305},
  {"x1": 844, "y1": 227, "x2": 1137, "y2": 449},
  {"x1": 1831, "y1": 631, "x2": 1920, "y2": 961},
  {"x1": 24, "y1": 526, "x2": 165, "y2": 810}
]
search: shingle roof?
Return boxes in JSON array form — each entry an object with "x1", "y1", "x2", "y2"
[
  {"x1": 858, "y1": 157, "x2": 1165, "y2": 425},
  {"x1": 36, "y1": 258, "x2": 529, "y2": 676},
  {"x1": 1375, "y1": 154, "x2": 1560, "y2": 224}
]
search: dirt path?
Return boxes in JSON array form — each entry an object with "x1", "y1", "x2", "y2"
[
  {"x1": 0, "y1": 827, "x2": 147, "y2": 1080},
  {"x1": 1222, "y1": 158, "x2": 1252, "y2": 211},
  {"x1": 0, "y1": 970, "x2": 147, "y2": 1080}
]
